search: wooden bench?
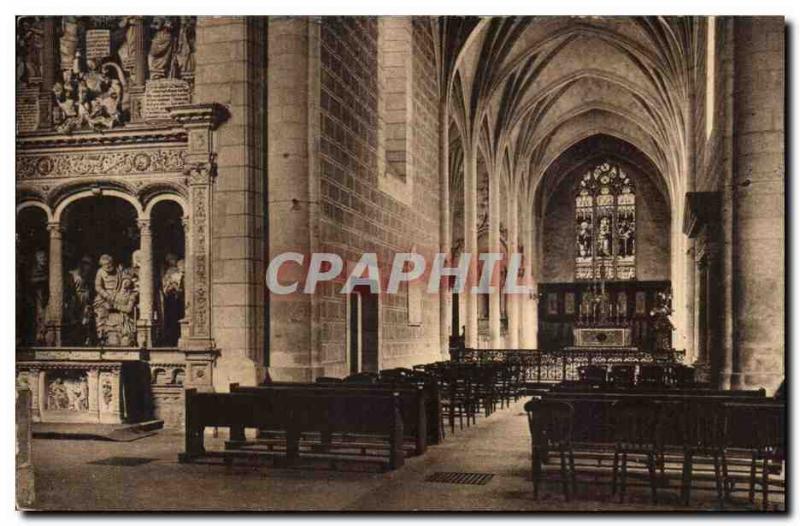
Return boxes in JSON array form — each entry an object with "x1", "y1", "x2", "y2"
[
  {"x1": 178, "y1": 387, "x2": 405, "y2": 470},
  {"x1": 229, "y1": 381, "x2": 434, "y2": 455}
]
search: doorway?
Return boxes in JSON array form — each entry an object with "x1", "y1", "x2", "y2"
[{"x1": 347, "y1": 286, "x2": 379, "y2": 374}]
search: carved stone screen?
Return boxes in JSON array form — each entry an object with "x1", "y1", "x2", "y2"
[{"x1": 575, "y1": 162, "x2": 636, "y2": 281}]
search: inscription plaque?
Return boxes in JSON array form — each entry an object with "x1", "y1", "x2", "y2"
[
  {"x1": 144, "y1": 79, "x2": 191, "y2": 121},
  {"x1": 16, "y1": 87, "x2": 39, "y2": 133},
  {"x1": 85, "y1": 29, "x2": 112, "y2": 61}
]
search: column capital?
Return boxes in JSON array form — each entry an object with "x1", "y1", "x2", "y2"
[
  {"x1": 137, "y1": 218, "x2": 152, "y2": 232},
  {"x1": 46, "y1": 222, "x2": 63, "y2": 236}
]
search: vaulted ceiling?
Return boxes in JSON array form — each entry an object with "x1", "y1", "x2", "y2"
[{"x1": 438, "y1": 16, "x2": 703, "y2": 216}]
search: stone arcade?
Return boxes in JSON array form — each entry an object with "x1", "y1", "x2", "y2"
[{"x1": 16, "y1": 16, "x2": 784, "y2": 430}]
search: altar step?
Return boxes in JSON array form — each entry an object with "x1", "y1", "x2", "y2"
[{"x1": 33, "y1": 420, "x2": 164, "y2": 442}]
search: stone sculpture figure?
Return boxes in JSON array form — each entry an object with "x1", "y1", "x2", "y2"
[
  {"x1": 148, "y1": 17, "x2": 175, "y2": 80},
  {"x1": 16, "y1": 17, "x2": 42, "y2": 85},
  {"x1": 59, "y1": 16, "x2": 81, "y2": 72},
  {"x1": 52, "y1": 57, "x2": 127, "y2": 132},
  {"x1": 159, "y1": 253, "x2": 185, "y2": 346},
  {"x1": 172, "y1": 17, "x2": 196, "y2": 78},
  {"x1": 47, "y1": 375, "x2": 89, "y2": 412},
  {"x1": 28, "y1": 250, "x2": 49, "y2": 345},
  {"x1": 64, "y1": 255, "x2": 94, "y2": 345},
  {"x1": 116, "y1": 16, "x2": 137, "y2": 72},
  {"x1": 93, "y1": 254, "x2": 138, "y2": 346}
]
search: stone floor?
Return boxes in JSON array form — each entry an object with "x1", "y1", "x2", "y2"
[{"x1": 28, "y1": 399, "x2": 783, "y2": 512}]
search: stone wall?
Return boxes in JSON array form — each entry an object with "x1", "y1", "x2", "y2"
[
  {"x1": 540, "y1": 160, "x2": 671, "y2": 284},
  {"x1": 194, "y1": 17, "x2": 267, "y2": 389},
  {"x1": 316, "y1": 17, "x2": 441, "y2": 375}
]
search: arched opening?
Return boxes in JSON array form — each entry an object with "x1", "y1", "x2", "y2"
[
  {"x1": 60, "y1": 196, "x2": 140, "y2": 346},
  {"x1": 150, "y1": 199, "x2": 186, "y2": 347},
  {"x1": 535, "y1": 135, "x2": 671, "y2": 352},
  {"x1": 16, "y1": 206, "x2": 50, "y2": 346}
]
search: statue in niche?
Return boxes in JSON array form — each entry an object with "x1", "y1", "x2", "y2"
[
  {"x1": 159, "y1": 253, "x2": 184, "y2": 346},
  {"x1": 64, "y1": 255, "x2": 95, "y2": 345},
  {"x1": 27, "y1": 250, "x2": 49, "y2": 345},
  {"x1": 148, "y1": 17, "x2": 175, "y2": 80},
  {"x1": 59, "y1": 16, "x2": 81, "y2": 72},
  {"x1": 93, "y1": 254, "x2": 138, "y2": 346},
  {"x1": 115, "y1": 16, "x2": 137, "y2": 73},
  {"x1": 52, "y1": 55, "x2": 128, "y2": 132},
  {"x1": 172, "y1": 17, "x2": 196, "y2": 79},
  {"x1": 16, "y1": 17, "x2": 42, "y2": 85}
]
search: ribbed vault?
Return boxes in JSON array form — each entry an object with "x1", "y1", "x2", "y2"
[{"x1": 438, "y1": 15, "x2": 703, "y2": 350}]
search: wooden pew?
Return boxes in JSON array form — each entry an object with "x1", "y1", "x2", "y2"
[
  {"x1": 178, "y1": 388, "x2": 405, "y2": 470},
  {"x1": 178, "y1": 389, "x2": 281, "y2": 463},
  {"x1": 539, "y1": 389, "x2": 769, "y2": 445},
  {"x1": 264, "y1": 378, "x2": 442, "y2": 446},
  {"x1": 229, "y1": 382, "x2": 432, "y2": 455}
]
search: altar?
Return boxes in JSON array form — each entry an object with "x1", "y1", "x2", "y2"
[
  {"x1": 572, "y1": 326, "x2": 632, "y2": 348},
  {"x1": 16, "y1": 348, "x2": 151, "y2": 425}
]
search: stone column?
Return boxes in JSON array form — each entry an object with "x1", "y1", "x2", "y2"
[
  {"x1": 520, "y1": 211, "x2": 538, "y2": 349},
  {"x1": 263, "y1": 17, "x2": 320, "y2": 382},
  {"x1": 705, "y1": 241, "x2": 726, "y2": 387},
  {"x1": 506, "y1": 189, "x2": 520, "y2": 349},
  {"x1": 126, "y1": 16, "x2": 148, "y2": 122},
  {"x1": 730, "y1": 17, "x2": 784, "y2": 392},
  {"x1": 488, "y1": 167, "x2": 502, "y2": 348},
  {"x1": 438, "y1": 102, "x2": 451, "y2": 358},
  {"x1": 692, "y1": 249, "x2": 708, "y2": 378},
  {"x1": 463, "y1": 145, "x2": 479, "y2": 348},
  {"x1": 45, "y1": 222, "x2": 63, "y2": 346},
  {"x1": 179, "y1": 217, "x2": 191, "y2": 342},
  {"x1": 136, "y1": 219, "x2": 154, "y2": 347},
  {"x1": 131, "y1": 17, "x2": 148, "y2": 86}
]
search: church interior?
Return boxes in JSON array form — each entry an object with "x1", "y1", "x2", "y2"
[{"x1": 15, "y1": 15, "x2": 785, "y2": 512}]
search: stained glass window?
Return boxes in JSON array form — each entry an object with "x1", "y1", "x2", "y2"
[{"x1": 575, "y1": 162, "x2": 636, "y2": 280}]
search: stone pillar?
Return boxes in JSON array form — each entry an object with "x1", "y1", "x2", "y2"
[
  {"x1": 123, "y1": 16, "x2": 148, "y2": 122},
  {"x1": 506, "y1": 190, "x2": 520, "y2": 349},
  {"x1": 179, "y1": 217, "x2": 191, "y2": 341},
  {"x1": 684, "y1": 243, "x2": 696, "y2": 363},
  {"x1": 136, "y1": 218, "x2": 154, "y2": 347},
  {"x1": 488, "y1": 167, "x2": 502, "y2": 348},
  {"x1": 45, "y1": 222, "x2": 63, "y2": 346},
  {"x1": 169, "y1": 103, "x2": 225, "y2": 393},
  {"x1": 705, "y1": 240, "x2": 726, "y2": 387},
  {"x1": 520, "y1": 211, "x2": 538, "y2": 349},
  {"x1": 463, "y1": 146, "x2": 479, "y2": 348},
  {"x1": 266, "y1": 17, "x2": 319, "y2": 381},
  {"x1": 730, "y1": 17, "x2": 784, "y2": 392},
  {"x1": 438, "y1": 103, "x2": 451, "y2": 358},
  {"x1": 38, "y1": 16, "x2": 58, "y2": 129},
  {"x1": 131, "y1": 17, "x2": 148, "y2": 86}
]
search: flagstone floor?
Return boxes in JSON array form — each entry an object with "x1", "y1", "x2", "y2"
[{"x1": 26, "y1": 398, "x2": 783, "y2": 512}]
